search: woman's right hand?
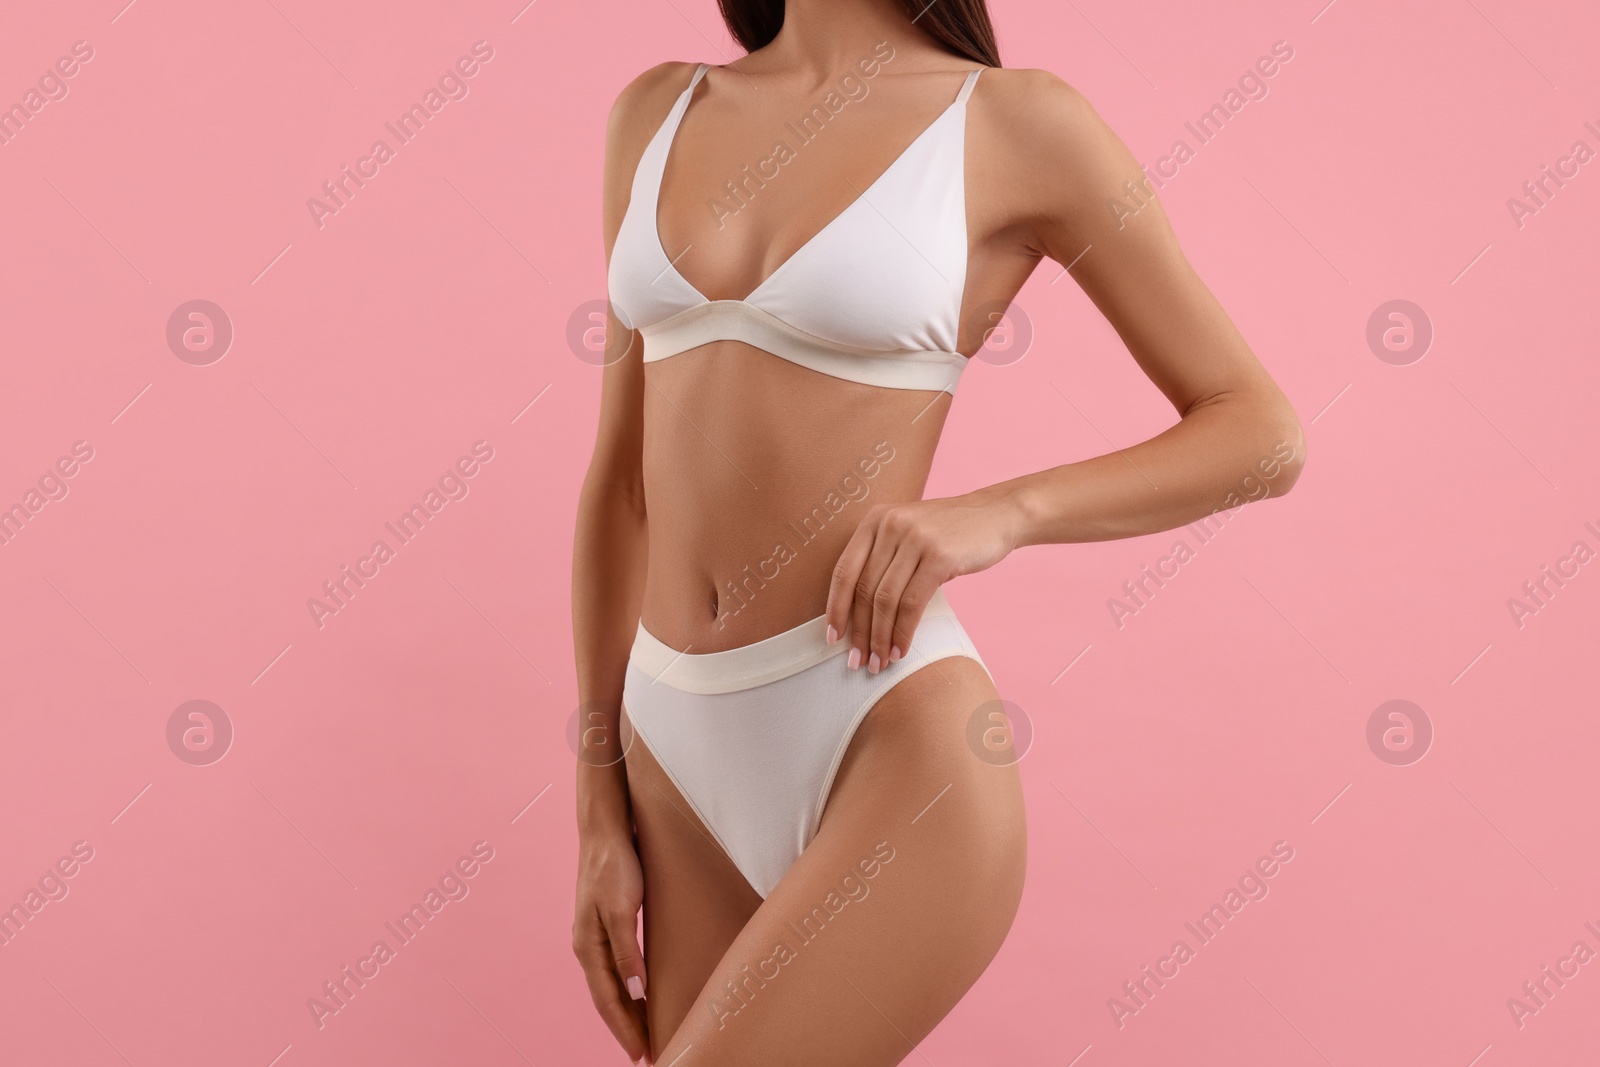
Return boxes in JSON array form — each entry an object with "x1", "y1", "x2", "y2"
[{"x1": 572, "y1": 827, "x2": 651, "y2": 1064}]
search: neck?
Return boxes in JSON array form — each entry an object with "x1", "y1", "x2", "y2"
[{"x1": 759, "y1": 0, "x2": 921, "y2": 77}]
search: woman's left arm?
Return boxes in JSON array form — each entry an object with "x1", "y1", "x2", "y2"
[{"x1": 826, "y1": 69, "x2": 1306, "y2": 673}]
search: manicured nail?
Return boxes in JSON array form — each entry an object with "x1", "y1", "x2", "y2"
[
  {"x1": 847, "y1": 647, "x2": 862, "y2": 670},
  {"x1": 627, "y1": 975, "x2": 645, "y2": 1000},
  {"x1": 826, "y1": 624, "x2": 839, "y2": 645},
  {"x1": 889, "y1": 645, "x2": 902, "y2": 662},
  {"x1": 868, "y1": 652, "x2": 881, "y2": 674}
]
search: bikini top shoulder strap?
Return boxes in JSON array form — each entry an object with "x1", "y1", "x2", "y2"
[
  {"x1": 641, "y1": 63, "x2": 710, "y2": 206},
  {"x1": 954, "y1": 66, "x2": 983, "y2": 105}
]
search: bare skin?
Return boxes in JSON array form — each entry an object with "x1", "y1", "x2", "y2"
[
  {"x1": 572, "y1": 1, "x2": 1306, "y2": 1063},
  {"x1": 623, "y1": 658, "x2": 1024, "y2": 1062}
]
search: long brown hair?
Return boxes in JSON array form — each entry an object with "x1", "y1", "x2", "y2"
[{"x1": 717, "y1": 0, "x2": 1002, "y2": 67}]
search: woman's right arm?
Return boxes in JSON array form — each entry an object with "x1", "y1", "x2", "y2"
[{"x1": 570, "y1": 61, "x2": 687, "y2": 1067}]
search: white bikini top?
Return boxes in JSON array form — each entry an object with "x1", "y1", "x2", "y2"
[{"x1": 608, "y1": 63, "x2": 982, "y2": 393}]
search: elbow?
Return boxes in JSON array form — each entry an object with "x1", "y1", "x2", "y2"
[
  {"x1": 619, "y1": 470, "x2": 648, "y2": 517},
  {"x1": 1263, "y1": 398, "x2": 1307, "y2": 497},
  {"x1": 609, "y1": 470, "x2": 649, "y2": 519}
]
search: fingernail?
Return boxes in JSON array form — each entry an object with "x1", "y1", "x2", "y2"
[
  {"x1": 826, "y1": 624, "x2": 838, "y2": 645},
  {"x1": 627, "y1": 975, "x2": 645, "y2": 1000},
  {"x1": 890, "y1": 645, "x2": 902, "y2": 662},
  {"x1": 847, "y1": 647, "x2": 861, "y2": 670},
  {"x1": 868, "y1": 652, "x2": 881, "y2": 674}
]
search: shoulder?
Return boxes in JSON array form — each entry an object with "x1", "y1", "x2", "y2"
[
  {"x1": 968, "y1": 66, "x2": 1105, "y2": 160},
  {"x1": 601, "y1": 62, "x2": 701, "y2": 214},
  {"x1": 600, "y1": 62, "x2": 700, "y2": 240},
  {"x1": 606, "y1": 61, "x2": 700, "y2": 148},
  {"x1": 967, "y1": 66, "x2": 1141, "y2": 239}
]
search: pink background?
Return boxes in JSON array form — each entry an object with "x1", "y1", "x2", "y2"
[{"x1": 2, "y1": 0, "x2": 1597, "y2": 1063}]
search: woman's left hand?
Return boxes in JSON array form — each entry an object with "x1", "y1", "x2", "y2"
[{"x1": 825, "y1": 492, "x2": 1020, "y2": 673}]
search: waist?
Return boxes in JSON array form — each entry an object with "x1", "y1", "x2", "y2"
[
  {"x1": 638, "y1": 342, "x2": 948, "y2": 648},
  {"x1": 640, "y1": 493, "x2": 885, "y2": 650},
  {"x1": 629, "y1": 586, "x2": 957, "y2": 694}
]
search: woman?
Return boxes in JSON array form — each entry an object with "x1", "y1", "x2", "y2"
[{"x1": 572, "y1": 0, "x2": 1305, "y2": 1062}]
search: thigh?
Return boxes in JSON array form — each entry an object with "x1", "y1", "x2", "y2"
[
  {"x1": 622, "y1": 707, "x2": 764, "y2": 1052},
  {"x1": 650, "y1": 656, "x2": 1028, "y2": 1066}
]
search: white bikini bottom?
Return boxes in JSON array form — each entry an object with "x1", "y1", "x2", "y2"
[{"x1": 622, "y1": 587, "x2": 987, "y2": 899}]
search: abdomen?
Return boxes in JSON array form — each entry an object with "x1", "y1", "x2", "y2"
[{"x1": 640, "y1": 340, "x2": 950, "y2": 651}]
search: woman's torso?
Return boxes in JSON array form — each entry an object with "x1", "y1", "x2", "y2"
[{"x1": 609, "y1": 57, "x2": 1034, "y2": 652}]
